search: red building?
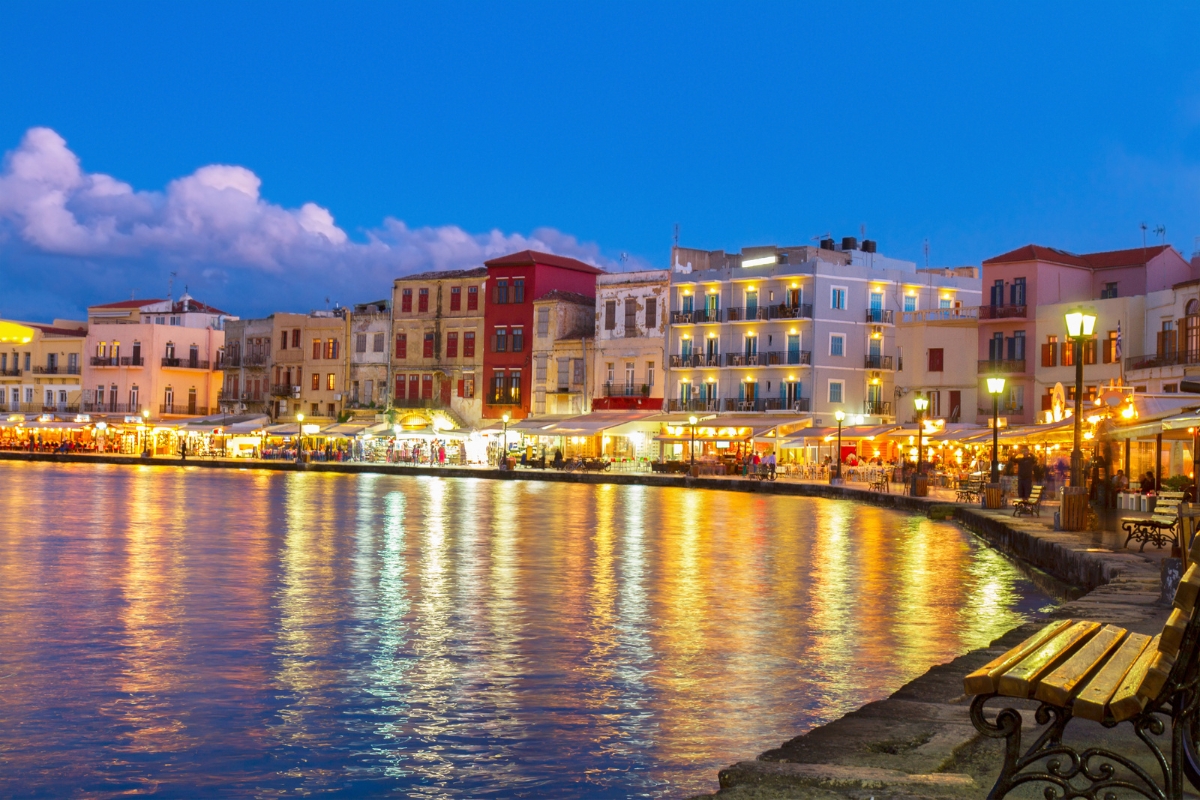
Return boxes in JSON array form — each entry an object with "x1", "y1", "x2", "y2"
[{"x1": 482, "y1": 250, "x2": 604, "y2": 419}]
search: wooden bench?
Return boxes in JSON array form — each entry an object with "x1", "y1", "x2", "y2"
[
  {"x1": 956, "y1": 476, "x2": 983, "y2": 503},
  {"x1": 1122, "y1": 491, "x2": 1185, "y2": 551},
  {"x1": 1012, "y1": 484, "x2": 1044, "y2": 517},
  {"x1": 965, "y1": 532, "x2": 1200, "y2": 799}
]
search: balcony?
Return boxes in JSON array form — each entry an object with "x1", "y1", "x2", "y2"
[
  {"x1": 5, "y1": 403, "x2": 81, "y2": 414},
  {"x1": 864, "y1": 355, "x2": 894, "y2": 370},
  {"x1": 725, "y1": 351, "x2": 790, "y2": 367},
  {"x1": 79, "y1": 403, "x2": 142, "y2": 414},
  {"x1": 720, "y1": 398, "x2": 792, "y2": 412},
  {"x1": 162, "y1": 358, "x2": 211, "y2": 370},
  {"x1": 724, "y1": 306, "x2": 770, "y2": 322},
  {"x1": 32, "y1": 365, "x2": 82, "y2": 375},
  {"x1": 270, "y1": 384, "x2": 299, "y2": 397},
  {"x1": 486, "y1": 393, "x2": 522, "y2": 405},
  {"x1": 979, "y1": 304, "x2": 1027, "y2": 320},
  {"x1": 602, "y1": 383, "x2": 650, "y2": 397},
  {"x1": 669, "y1": 354, "x2": 722, "y2": 368},
  {"x1": 768, "y1": 303, "x2": 813, "y2": 320},
  {"x1": 1125, "y1": 350, "x2": 1200, "y2": 371},
  {"x1": 865, "y1": 309, "x2": 895, "y2": 324},
  {"x1": 667, "y1": 398, "x2": 721, "y2": 413},
  {"x1": 549, "y1": 385, "x2": 583, "y2": 395},
  {"x1": 90, "y1": 356, "x2": 144, "y2": 367},
  {"x1": 0, "y1": 368, "x2": 20, "y2": 377},
  {"x1": 863, "y1": 400, "x2": 892, "y2": 416},
  {"x1": 160, "y1": 404, "x2": 209, "y2": 416},
  {"x1": 978, "y1": 405, "x2": 1024, "y2": 416},
  {"x1": 978, "y1": 359, "x2": 1027, "y2": 374},
  {"x1": 672, "y1": 309, "x2": 722, "y2": 325},
  {"x1": 225, "y1": 354, "x2": 269, "y2": 368}
]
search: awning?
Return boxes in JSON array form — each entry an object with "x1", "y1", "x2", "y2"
[
  {"x1": 178, "y1": 414, "x2": 270, "y2": 434},
  {"x1": 510, "y1": 415, "x2": 576, "y2": 433},
  {"x1": 779, "y1": 424, "x2": 899, "y2": 446},
  {"x1": 263, "y1": 423, "x2": 304, "y2": 436},
  {"x1": 320, "y1": 421, "x2": 378, "y2": 437},
  {"x1": 548, "y1": 410, "x2": 658, "y2": 436}
]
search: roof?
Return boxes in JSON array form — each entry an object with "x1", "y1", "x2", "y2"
[
  {"x1": 484, "y1": 250, "x2": 605, "y2": 274},
  {"x1": 395, "y1": 266, "x2": 489, "y2": 283},
  {"x1": 90, "y1": 298, "x2": 166, "y2": 310},
  {"x1": 535, "y1": 289, "x2": 594, "y2": 306},
  {"x1": 984, "y1": 243, "x2": 1173, "y2": 270},
  {"x1": 30, "y1": 324, "x2": 86, "y2": 337},
  {"x1": 89, "y1": 296, "x2": 229, "y2": 315}
]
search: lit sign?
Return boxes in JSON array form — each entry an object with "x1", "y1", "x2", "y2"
[{"x1": 742, "y1": 255, "x2": 777, "y2": 268}]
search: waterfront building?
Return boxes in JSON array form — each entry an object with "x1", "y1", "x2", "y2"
[
  {"x1": 590, "y1": 270, "x2": 669, "y2": 412},
  {"x1": 481, "y1": 250, "x2": 604, "y2": 421},
  {"x1": 0, "y1": 318, "x2": 87, "y2": 413},
  {"x1": 1034, "y1": 295, "x2": 1145, "y2": 414},
  {"x1": 894, "y1": 296, "x2": 980, "y2": 423},
  {"x1": 1123, "y1": 277, "x2": 1200, "y2": 394},
  {"x1": 979, "y1": 244, "x2": 1193, "y2": 425},
  {"x1": 667, "y1": 239, "x2": 981, "y2": 426},
  {"x1": 219, "y1": 316, "x2": 274, "y2": 416},
  {"x1": 390, "y1": 268, "x2": 487, "y2": 429},
  {"x1": 348, "y1": 299, "x2": 391, "y2": 411},
  {"x1": 268, "y1": 310, "x2": 349, "y2": 423},
  {"x1": 81, "y1": 294, "x2": 230, "y2": 418},
  {"x1": 530, "y1": 290, "x2": 595, "y2": 417}
]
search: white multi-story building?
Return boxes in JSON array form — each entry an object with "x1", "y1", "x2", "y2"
[
  {"x1": 667, "y1": 239, "x2": 981, "y2": 425},
  {"x1": 591, "y1": 270, "x2": 669, "y2": 412}
]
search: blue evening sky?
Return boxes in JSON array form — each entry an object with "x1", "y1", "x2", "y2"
[{"x1": 1, "y1": 2, "x2": 1198, "y2": 319}]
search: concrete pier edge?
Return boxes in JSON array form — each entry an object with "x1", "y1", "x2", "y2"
[{"x1": 1, "y1": 452, "x2": 1166, "y2": 798}]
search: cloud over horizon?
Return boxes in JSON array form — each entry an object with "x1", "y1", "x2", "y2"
[{"x1": 0, "y1": 127, "x2": 634, "y2": 320}]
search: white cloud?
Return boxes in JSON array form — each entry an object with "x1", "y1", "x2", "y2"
[{"x1": 0, "y1": 127, "x2": 642, "y2": 318}]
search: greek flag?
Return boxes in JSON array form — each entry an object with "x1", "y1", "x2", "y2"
[{"x1": 1116, "y1": 320, "x2": 1122, "y2": 360}]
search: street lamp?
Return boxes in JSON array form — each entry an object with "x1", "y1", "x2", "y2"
[
  {"x1": 913, "y1": 394, "x2": 929, "y2": 496},
  {"x1": 689, "y1": 415, "x2": 698, "y2": 469},
  {"x1": 834, "y1": 409, "x2": 845, "y2": 480},
  {"x1": 501, "y1": 412, "x2": 510, "y2": 467},
  {"x1": 987, "y1": 377, "x2": 1006, "y2": 483},
  {"x1": 1065, "y1": 307, "x2": 1097, "y2": 487},
  {"x1": 296, "y1": 412, "x2": 304, "y2": 464},
  {"x1": 141, "y1": 408, "x2": 150, "y2": 457}
]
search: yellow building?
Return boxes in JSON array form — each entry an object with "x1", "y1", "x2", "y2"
[
  {"x1": 268, "y1": 311, "x2": 350, "y2": 422},
  {"x1": 1, "y1": 319, "x2": 87, "y2": 413}
]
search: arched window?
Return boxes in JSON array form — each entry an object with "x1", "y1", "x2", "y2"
[{"x1": 1187, "y1": 299, "x2": 1198, "y2": 316}]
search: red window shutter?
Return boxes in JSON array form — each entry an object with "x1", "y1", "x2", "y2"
[
  {"x1": 450, "y1": 287, "x2": 461, "y2": 311},
  {"x1": 1042, "y1": 392, "x2": 1053, "y2": 411},
  {"x1": 312, "y1": 339, "x2": 321, "y2": 359},
  {"x1": 446, "y1": 332, "x2": 458, "y2": 358},
  {"x1": 396, "y1": 375, "x2": 405, "y2": 398},
  {"x1": 457, "y1": 379, "x2": 464, "y2": 397},
  {"x1": 423, "y1": 333, "x2": 434, "y2": 358},
  {"x1": 467, "y1": 287, "x2": 478, "y2": 311},
  {"x1": 421, "y1": 374, "x2": 433, "y2": 399},
  {"x1": 395, "y1": 334, "x2": 407, "y2": 359},
  {"x1": 1102, "y1": 338, "x2": 1112, "y2": 363},
  {"x1": 464, "y1": 332, "x2": 475, "y2": 357},
  {"x1": 418, "y1": 289, "x2": 429, "y2": 313},
  {"x1": 409, "y1": 375, "x2": 419, "y2": 398},
  {"x1": 402, "y1": 289, "x2": 412, "y2": 313},
  {"x1": 928, "y1": 348, "x2": 943, "y2": 372}
]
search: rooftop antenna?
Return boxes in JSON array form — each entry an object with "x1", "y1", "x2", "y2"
[
  {"x1": 860, "y1": 223, "x2": 866, "y2": 239},
  {"x1": 1154, "y1": 225, "x2": 1167, "y2": 246},
  {"x1": 923, "y1": 238, "x2": 930, "y2": 269},
  {"x1": 810, "y1": 232, "x2": 831, "y2": 243},
  {"x1": 673, "y1": 223, "x2": 679, "y2": 248},
  {"x1": 325, "y1": 296, "x2": 331, "y2": 311},
  {"x1": 1141, "y1": 222, "x2": 1148, "y2": 249}
]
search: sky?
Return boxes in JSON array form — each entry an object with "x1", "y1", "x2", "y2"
[{"x1": 1, "y1": 2, "x2": 1199, "y2": 321}]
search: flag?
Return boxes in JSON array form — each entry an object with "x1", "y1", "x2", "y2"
[{"x1": 1116, "y1": 320, "x2": 1122, "y2": 360}]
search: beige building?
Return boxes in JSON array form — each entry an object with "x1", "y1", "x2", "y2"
[
  {"x1": 348, "y1": 300, "x2": 391, "y2": 410},
  {"x1": 268, "y1": 310, "x2": 350, "y2": 422},
  {"x1": 218, "y1": 316, "x2": 275, "y2": 416},
  {"x1": 82, "y1": 295, "x2": 229, "y2": 418},
  {"x1": 1123, "y1": 279, "x2": 1200, "y2": 394},
  {"x1": 894, "y1": 306, "x2": 980, "y2": 423},
  {"x1": 1, "y1": 319, "x2": 87, "y2": 413},
  {"x1": 390, "y1": 268, "x2": 487, "y2": 428},
  {"x1": 531, "y1": 290, "x2": 595, "y2": 416},
  {"x1": 591, "y1": 270, "x2": 668, "y2": 412}
]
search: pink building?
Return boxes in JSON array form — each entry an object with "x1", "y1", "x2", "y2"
[{"x1": 978, "y1": 244, "x2": 1194, "y2": 425}]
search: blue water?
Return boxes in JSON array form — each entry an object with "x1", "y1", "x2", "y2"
[{"x1": 0, "y1": 463, "x2": 1053, "y2": 797}]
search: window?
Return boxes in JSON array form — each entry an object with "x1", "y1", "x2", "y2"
[
  {"x1": 395, "y1": 333, "x2": 407, "y2": 359},
  {"x1": 606, "y1": 362, "x2": 615, "y2": 384},
  {"x1": 830, "y1": 334, "x2": 845, "y2": 357},
  {"x1": 829, "y1": 380, "x2": 844, "y2": 404},
  {"x1": 903, "y1": 295, "x2": 917, "y2": 312},
  {"x1": 1042, "y1": 335, "x2": 1058, "y2": 367},
  {"x1": 1103, "y1": 331, "x2": 1118, "y2": 364},
  {"x1": 325, "y1": 373, "x2": 334, "y2": 391},
  {"x1": 939, "y1": 296, "x2": 952, "y2": 309},
  {"x1": 467, "y1": 286, "x2": 479, "y2": 310},
  {"x1": 1062, "y1": 337, "x2": 1075, "y2": 367},
  {"x1": 401, "y1": 289, "x2": 413, "y2": 312},
  {"x1": 494, "y1": 328, "x2": 507, "y2": 352},
  {"x1": 418, "y1": 288, "x2": 429, "y2": 313},
  {"x1": 1101, "y1": 282, "x2": 1118, "y2": 299},
  {"x1": 645, "y1": 297, "x2": 657, "y2": 330},
  {"x1": 646, "y1": 361, "x2": 655, "y2": 387},
  {"x1": 311, "y1": 402, "x2": 319, "y2": 416},
  {"x1": 462, "y1": 374, "x2": 475, "y2": 398},
  {"x1": 446, "y1": 332, "x2": 458, "y2": 358},
  {"x1": 512, "y1": 327, "x2": 524, "y2": 352},
  {"x1": 290, "y1": 329, "x2": 299, "y2": 348},
  {"x1": 450, "y1": 286, "x2": 462, "y2": 311},
  {"x1": 1010, "y1": 277, "x2": 1026, "y2": 306},
  {"x1": 572, "y1": 359, "x2": 584, "y2": 386},
  {"x1": 535, "y1": 355, "x2": 548, "y2": 382},
  {"x1": 311, "y1": 372, "x2": 320, "y2": 390},
  {"x1": 324, "y1": 339, "x2": 339, "y2": 359},
  {"x1": 625, "y1": 362, "x2": 635, "y2": 386},
  {"x1": 356, "y1": 333, "x2": 367, "y2": 353},
  {"x1": 373, "y1": 332, "x2": 385, "y2": 352},
  {"x1": 1160, "y1": 320, "x2": 1177, "y2": 356},
  {"x1": 605, "y1": 300, "x2": 616, "y2": 330},
  {"x1": 624, "y1": 299, "x2": 637, "y2": 333},
  {"x1": 513, "y1": 279, "x2": 525, "y2": 303},
  {"x1": 831, "y1": 287, "x2": 847, "y2": 310},
  {"x1": 495, "y1": 280, "x2": 508, "y2": 304},
  {"x1": 423, "y1": 332, "x2": 434, "y2": 358},
  {"x1": 1166, "y1": 383, "x2": 1179, "y2": 393},
  {"x1": 509, "y1": 370, "x2": 522, "y2": 402},
  {"x1": 928, "y1": 348, "x2": 944, "y2": 372},
  {"x1": 557, "y1": 359, "x2": 570, "y2": 389},
  {"x1": 463, "y1": 331, "x2": 476, "y2": 357},
  {"x1": 535, "y1": 390, "x2": 546, "y2": 414},
  {"x1": 280, "y1": 332, "x2": 288, "y2": 350},
  {"x1": 490, "y1": 372, "x2": 506, "y2": 402},
  {"x1": 537, "y1": 307, "x2": 550, "y2": 336},
  {"x1": 422, "y1": 374, "x2": 433, "y2": 399}
]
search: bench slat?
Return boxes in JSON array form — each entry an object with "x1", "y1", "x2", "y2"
[
  {"x1": 1174, "y1": 563, "x2": 1200, "y2": 612},
  {"x1": 1158, "y1": 607, "x2": 1191, "y2": 658},
  {"x1": 997, "y1": 621, "x2": 1101, "y2": 698},
  {"x1": 1034, "y1": 624, "x2": 1127, "y2": 707},
  {"x1": 1137, "y1": 650, "x2": 1177, "y2": 704},
  {"x1": 1073, "y1": 632, "x2": 1151, "y2": 723},
  {"x1": 1108, "y1": 634, "x2": 1161, "y2": 721},
  {"x1": 963, "y1": 620, "x2": 1074, "y2": 695},
  {"x1": 1190, "y1": 532, "x2": 1200, "y2": 564}
]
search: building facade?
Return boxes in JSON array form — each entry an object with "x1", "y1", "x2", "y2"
[
  {"x1": 668, "y1": 239, "x2": 981, "y2": 424},
  {"x1": 978, "y1": 244, "x2": 1193, "y2": 425},
  {"x1": 0, "y1": 319, "x2": 87, "y2": 413},
  {"x1": 591, "y1": 270, "x2": 669, "y2": 412},
  {"x1": 481, "y1": 251, "x2": 604, "y2": 421},
  {"x1": 219, "y1": 316, "x2": 275, "y2": 416},
  {"x1": 81, "y1": 295, "x2": 229, "y2": 418},
  {"x1": 531, "y1": 290, "x2": 595, "y2": 416},
  {"x1": 389, "y1": 268, "x2": 488, "y2": 429},
  {"x1": 348, "y1": 300, "x2": 391, "y2": 410},
  {"x1": 1123, "y1": 279, "x2": 1200, "y2": 394},
  {"x1": 268, "y1": 310, "x2": 349, "y2": 423},
  {"x1": 894, "y1": 304, "x2": 979, "y2": 423}
]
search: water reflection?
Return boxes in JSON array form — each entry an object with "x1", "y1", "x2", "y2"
[{"x1": 0, "y1": 464, "x2": 1053, "y2": 798}]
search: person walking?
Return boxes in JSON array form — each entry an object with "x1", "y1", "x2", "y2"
[
  {"x1": 1016, "y1": 449, "x2": 1035, "y2": 500},
  {"x1": 180, "y1": 439, "x2": 188, "y2": 461}
]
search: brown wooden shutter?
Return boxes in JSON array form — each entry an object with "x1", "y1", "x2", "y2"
[{"x1": 1042, "y1": 343, "x2": 1053, "y2": 367}]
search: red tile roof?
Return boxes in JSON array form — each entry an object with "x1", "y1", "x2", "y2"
[
  {"x1": 984, "y1": 243, "x2": 1173, "y2": 269},
  {"x1": 90, "y1": 298, "x2": 166, "y2": 309},
  {"x1": 484, "y1": 250, "x2": 605, "y2": 274},
  {"x1": 89, "y1": 297, "x2": 229, "y2": 315},
  {"x1": 30, "y1": 324, "x2": 87, "y2": 336}
]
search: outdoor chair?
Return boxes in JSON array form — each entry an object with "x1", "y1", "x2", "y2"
[
  {"x1": 1012, "y1": 484, "x2": 1043, "y2": 517},
  {"x1": 964, "y1": 532, "x2": 1200, "y2": 798}
]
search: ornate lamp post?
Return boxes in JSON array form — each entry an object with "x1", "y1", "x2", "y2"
[
  {"x1": 689, "y1": 415, "x2": 698, "y2": 469},
  {"x1": 834, "y1": 409, "x2": 845, "y2": 480},
  {"x1": 1065, "y1": 308, "x2": 1097, "y2": 487},
  {"x1": 296, "y1": 412, "x2": 304, "y2": 464},
  {"x1": 913, "y1": 394, "x2": 929, "y2": 495},
  {"x1": 141, "y1": 408, "x2": 151, "y2": 457},
  {"x1": 987, "y1": 377, "x2": 1006, "y2": 483},
  {"x1": 501, "y1": 412, "x2": 510, "y2": 467}
]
